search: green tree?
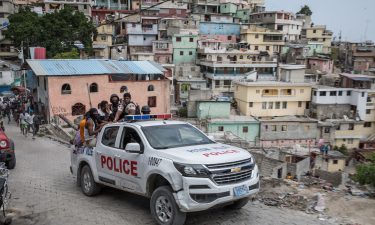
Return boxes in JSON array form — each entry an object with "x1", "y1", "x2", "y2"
[
  {"x1": 338, "y1": 144, "x2": 348, "y2": 156},
  {"x1": 4, "y1": 6, "x2": 97, "y2": 58},
  {"x1": 3, "y1": 7, "x2": 43, "y2": 54},
  {"x1": 354, "y1": 154, "x2": 375, "y2": 187},
  {"x1": 297, "y1": 5, "x2": 313, "y2": 16},
  {"x1": 53, "y1": 48, "x2": 80, "y2": 59}
]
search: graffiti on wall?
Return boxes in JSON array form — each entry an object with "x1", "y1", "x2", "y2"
[{"x1": 52, "y1": 106, "x2": 69, "y2": 116}]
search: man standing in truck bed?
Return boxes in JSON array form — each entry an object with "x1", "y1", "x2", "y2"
[{"x1": 113, "y1": 93, "x2": 139, "y2": 122}]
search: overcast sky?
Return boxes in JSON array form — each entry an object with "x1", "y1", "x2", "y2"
[{"x1": 265, "y1": 0, "x2": 375, "y2": 42}]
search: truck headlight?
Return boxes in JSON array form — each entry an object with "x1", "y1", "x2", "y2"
[
  {"x1": 173, "y1": 162, "x2": 210, "y2": 178},
  {"x1": 0, "y1": 141, "x2": 8, "y2": 148}
]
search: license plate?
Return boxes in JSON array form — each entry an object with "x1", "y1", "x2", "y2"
[{"x1": 233, "y1": 184, "x2": 249, "y2": 197}]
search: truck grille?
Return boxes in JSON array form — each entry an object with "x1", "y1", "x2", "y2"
[
  {"x1": 212, "y1": 169, "x2": 253, "y2": 185},
  {"x1": 206, "y1": 158, "x2": 252, "y2": 170},
  {"x1": 205, "y1": 158, "x2": 254, "y2": 185}
]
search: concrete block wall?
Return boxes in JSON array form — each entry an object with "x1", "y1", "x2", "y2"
[
  {"x1": 252, "y1": 152, "x2": 287, "y2": 178},
  {"x1": 313, "y1": 169, "x2": 342, "y2": 187}
]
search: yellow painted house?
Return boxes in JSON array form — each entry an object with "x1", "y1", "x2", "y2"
[
  {"x1": 240, "y1": 24, "x2": 285, "y2": 56},
  {"x1": 315, "y1": 151, "x2": 346, "y2": 172},
  {"x1": 92, "y1": 24, "x2": 114, "y2": 59},
  {"x1": 334, "y1": 122, "x2": 366, "y2": 149},
  {"x1": 303, "y1": 25, "x2": 333, "y2": 54},
  {"x1": 234, "y1": 81, "x2": 312, "y2": 117}
]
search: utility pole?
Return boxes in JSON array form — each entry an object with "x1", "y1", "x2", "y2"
[
  {"x1": 86, "y1": 83, "x2": 93, "y2": 108},
  {"x1": 20, "y1": 41, "x2": 27, "y2": 91},
  {"x1": 364, "y1": 19, "x2": 370, "y2": 41}
]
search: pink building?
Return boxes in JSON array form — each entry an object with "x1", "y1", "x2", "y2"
[
  {"x1": 27, "y1": 60, "x2": 170, "y2": 122},
  {"x1": 307, "y1": 57, "x2": 333, "y2": 74},
  {"x1": 199, "y1": 35, "x2": 238, "y2": 43}
]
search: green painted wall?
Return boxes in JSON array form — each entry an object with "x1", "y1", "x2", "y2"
[
  {"x1": 197, "y1": 101, "x2": 231, "y2": 119},
  {"x1": 235, "y1": 9, "x2": 251, "y2": 22},
  {"x1": 173, "y1": 49, "x2": 196, "y2": 64},
  {"x1": 172, "y1": 34, "x2": 198, "y2": 49},
  {"x1": 172, "y1": 34, "x2": 198, "y2": 65},
  {"x1": 208, "y1": 121, "x2": 260, "y2": 142},
  {"x1": 307, "y1": 43, "x2": 324, "y2": 56},
  {"x1": 220, "y1": 3, "x2": 237, "y2": 14}
]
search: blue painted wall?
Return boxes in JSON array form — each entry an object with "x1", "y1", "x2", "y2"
[
  {"x1": 199, "y1": 22, "x2": 240, "y2": 36},
  {"x1": 0, "y1": 85, "x2": 11, "y2": 93}
]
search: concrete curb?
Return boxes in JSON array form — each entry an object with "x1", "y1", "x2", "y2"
[{"x1": 44, "y1": 134, "x2": 71, "y2": 147}]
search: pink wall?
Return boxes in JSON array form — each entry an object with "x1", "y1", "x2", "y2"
[
  {"x1": 47, "y1": 75, "x2": 170, "y2": 121},
  {"x1": 308, "y1": 59, "x2": 333, "y2": 74},
  {"x1": 353, "y1": 58, "x2": 374, "y2": 71},
  {"x1": 154, "y1": 54, "x2": 173, "y2": 64},
  {"x1": 159, "y1": 9, "x2": 187, "y2": 18},
  {"x1": 199, "y1": 35, "x2": 238, "y2": 43},
  {"x1": 261, "y1": 139, "x2": 317, "y2": 148}
]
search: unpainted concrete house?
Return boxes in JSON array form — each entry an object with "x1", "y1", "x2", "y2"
[
  {"x1": 251, "y1": 149, "x2": 310, "y2": 180},
  {"x1": 259, "y1": 116, "x2": 318, "y2": 148}
]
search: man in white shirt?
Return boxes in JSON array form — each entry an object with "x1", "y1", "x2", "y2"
[
  {"x1": 19, "y1": 111, "x2": 30, "y2": 136},
  {"x1": 98, "y1": 100, "x2": 112, "y2": 122},
  {"x1": 26, "y1": 112, "x2": 35, "y2": 136}
]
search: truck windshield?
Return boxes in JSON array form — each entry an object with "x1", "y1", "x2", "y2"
[{"x1": 141, "y1": 124, "x2": 214, "y2": 149}]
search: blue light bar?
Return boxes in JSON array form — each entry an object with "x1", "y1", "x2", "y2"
[{"x1": 124, "y1": 114, "x2": 172, "y2": 121}]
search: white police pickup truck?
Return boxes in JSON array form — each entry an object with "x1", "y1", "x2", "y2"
[{"x1": 70, "y1": 114, "x2": 259, "y2": 225}]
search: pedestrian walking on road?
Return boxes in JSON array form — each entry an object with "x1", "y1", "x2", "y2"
[
  {"x1": 4, "y1": 104, "x2": 11, "y2": 124},
  {"x1": 33, "y1": 114, "x2": 41, "y2": 136},
  {"x1": 19, "y1": 111, "x2": 29, "y2": 137},
  {"x1": 26, "y1": 112, "x2": 35, "y2": 137}
]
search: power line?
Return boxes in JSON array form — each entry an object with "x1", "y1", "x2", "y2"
[
  {"x1": 96, "y1": 0, "x2": 172, "y2": 28},
  {"x1": 97, "y1": 0, "x2": 224, "y2": 28}
]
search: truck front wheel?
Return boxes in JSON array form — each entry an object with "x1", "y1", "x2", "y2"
[
  {"x1": 80, "y1": 165, "x2": 101, "y2": 196},
  {"x1": 150, "y1": 186, "x2": 186, "y2": 225}
]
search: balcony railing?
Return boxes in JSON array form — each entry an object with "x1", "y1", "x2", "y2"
[
  {"x1": 195, "y1": 0, "x2": 220, "y2": 4},
  {"x1": 198, "y1": 60, "x2": 277, "y2": 65},
  {"x1": 45, "y1": 0, "x2": 91, "y2": 3}
]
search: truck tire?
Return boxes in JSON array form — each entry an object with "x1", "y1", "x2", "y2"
[
  {"x1": 226, "y1": 197, "x2": 249, "y2": 210},
  {"x1": 150, "y1": 186, "x2": 186, "y2": 225},
  {"x1": 80, "y1": 165, "x2": 101, "y2": 196},
  {"x1": 7, "y1": 158, "x2": 16, "y2": 169}
]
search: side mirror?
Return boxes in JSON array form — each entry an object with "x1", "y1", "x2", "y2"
[
  {"x1": 125, "y1": 143, "x2": 141, "y2": 153},
  {"x1": 207, "y1": 135, "x2": 215, "y2": 142}
]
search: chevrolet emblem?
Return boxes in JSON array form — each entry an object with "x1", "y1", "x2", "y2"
[{"x1": 231, "y1": 167, "x2": 241, "y2": 173}]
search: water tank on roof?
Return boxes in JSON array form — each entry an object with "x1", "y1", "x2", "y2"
[{"x1": 34, "y1": 47, "x2": 46, "y2": 59}]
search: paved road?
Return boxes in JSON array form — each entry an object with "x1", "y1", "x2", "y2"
[{"x1": 4, "y1": 122, "x2": 336, "y2": 225}]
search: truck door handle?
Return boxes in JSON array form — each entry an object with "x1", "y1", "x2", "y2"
[
  {"x1": 97, "y1": 151, "x2": 102, "y2": 155},
  {"x1": 115, "y1": 155, "x2": 120, "y2": 158}
]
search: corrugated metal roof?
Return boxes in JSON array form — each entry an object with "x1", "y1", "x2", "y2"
[{"x1": 26, "y1": 59, "x2": 164, "y2": 76}]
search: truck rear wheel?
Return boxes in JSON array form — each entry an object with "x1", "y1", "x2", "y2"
[
  {"x1": 150, "y1": 186, "x2": 186, "y2": 225},
  {"x1": 226, "y1": 197, "x2": 249, "y2": 210},
  {"x1": 80, "y1": 165, "x2": 101, "y2": 196},
  {"x1": 7, "y1": 158, "x2": 16, "y2": 169}
]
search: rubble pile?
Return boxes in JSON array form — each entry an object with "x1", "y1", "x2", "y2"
[
  {"x1": 258, "y1": 192, "x2": 316, "y2": 213},
  {"x1": 257, "y1": 177, "x2": 326, "y2": 213}
]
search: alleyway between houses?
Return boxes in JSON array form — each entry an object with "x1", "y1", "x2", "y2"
[{"x1": 2, "y1": 121, "x2": 340, "y2": 225}]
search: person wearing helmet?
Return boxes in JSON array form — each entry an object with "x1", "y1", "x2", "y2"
[
  {"x1": 114, "y1": 93, "x2": 139, "y2": 122},
  {"x1": 141, "y1": 105, "x2": 151, "y2": 115}
]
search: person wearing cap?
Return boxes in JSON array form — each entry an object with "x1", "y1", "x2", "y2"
[{"x1": 114, "y1": 93, "x2": 137, "y2": 122}]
